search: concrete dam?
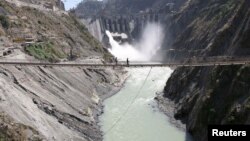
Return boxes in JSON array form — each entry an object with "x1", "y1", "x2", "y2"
[{"x1": 80, "y1": 9, "x2": 172, "y2": 43}]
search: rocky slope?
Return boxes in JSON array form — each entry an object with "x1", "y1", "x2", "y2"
[
  {"x1": 163, "y1": 0, "x2": 250, "y2": 59},
  {"x1": 157, "y1": 0, "x2": 250, "y2": 141},
  {"x1": 0, "y1": 63, "x2": 126, "y2": 141},
  {"x1": 73, "y1": 0, "x2": 103, "y2": 19},
  {"x1": 0, "y1": 0, "x2": 124, "y2": 141},
  {"x1": 18, "y1": 0, "x2": 65, "y2": 10},
  {"x1": 1, "y1": 0, "x2": 110, "y2": 62},
  {"x1": 100, "y1": 0, "x2": 185, "y2": 15}
]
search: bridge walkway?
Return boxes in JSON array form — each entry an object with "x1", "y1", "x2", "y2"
[{"x1": 0, "y1": 58, "x2": 250, "y2": 67}]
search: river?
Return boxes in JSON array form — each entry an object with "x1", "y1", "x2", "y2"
[{"x1": 99, "y1": 67, "x2": 192, "y2": 141}]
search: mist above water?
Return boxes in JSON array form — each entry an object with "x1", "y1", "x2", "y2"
[{"x1": 106, "y1": 22, "x2": 164, "y2": 61}]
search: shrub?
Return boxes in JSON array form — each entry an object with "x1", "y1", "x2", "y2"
[
  {"x1": 0, "y1": 15, "x2": 10, "y2": 29},
  {"x1": 25, "y1": 43, "x2": 65, "y2": 62}
]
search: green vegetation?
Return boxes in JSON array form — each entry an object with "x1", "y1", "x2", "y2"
[
  {"x1": 0, "y1": 136, "x2": 5, "y2": 141},
  {"x1": 245, "y1": 99, "x2": 250, "y2": 110},
  {"x1": 204, "y1": 66, "x2": 250, "y2": 124},
  {"x1": 237, "y1": 66, "x2": 250, "y2": 84},
  {"x1": 0, "y1": 113, "x2": 43, "y2": 141},
  {"x1": 0, "y1": 15, "x2": 10, "y2": 29},
  {"x1": 37, "y1": 20, "x2": 42, "y2": 24},
  {"x1": 212, "y1": 0, "x2": 236, "y2": 22},
  {"x1": 25, "y1": 43, "x2": 65, "y2": 62},
  {"x1": 227, "y1": 115, "x2": 236, "y2": 123},
  {"x1": 200, "y1": 0, "x2": 237, "y2": 29}
]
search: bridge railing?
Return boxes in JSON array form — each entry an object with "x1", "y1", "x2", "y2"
[{"x1": 0, "y1": 56, "x2": 250, "y2": 67}]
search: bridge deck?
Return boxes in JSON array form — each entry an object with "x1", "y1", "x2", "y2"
[{"x1": 0, "y1": 59, "x2": 250, "y2": 67}]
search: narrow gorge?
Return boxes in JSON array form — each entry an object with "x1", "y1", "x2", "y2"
[
  {"x1": 0, "y1": 0, "x2": 249, "y2": 141},
  {"x1": 75, "y1": 0, "x2": 250, "y2": 141}
]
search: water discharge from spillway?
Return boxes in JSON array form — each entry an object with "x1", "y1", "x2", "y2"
[
  {"x1": 102, "y1": 22, "x2": 193, "y2": 141},
  {"x1": 106, "y1": 22, "x2": 164, "y2": 61},
  {"x1": 99, "y1": 68, "x2": 192, "y2": 141}
]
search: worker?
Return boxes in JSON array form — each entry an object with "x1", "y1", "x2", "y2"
[{"x1": 126, "y1": 58, "x2": 129, "y2": 67}]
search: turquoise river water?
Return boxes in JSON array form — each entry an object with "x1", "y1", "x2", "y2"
[{"x1": 99, "y1": 67, "x2": 192, "y2": 141}]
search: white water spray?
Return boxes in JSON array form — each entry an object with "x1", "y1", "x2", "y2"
[{"x1": 106, "y1": 22, "x2": 164, "y2": 61}]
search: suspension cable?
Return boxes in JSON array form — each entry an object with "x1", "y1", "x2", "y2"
[{"x1": 103, "y1": 67, "x2": 153, "y2": 136}]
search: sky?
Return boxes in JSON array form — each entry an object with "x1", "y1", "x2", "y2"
[
  {"x1": 63, "y1": 0, "x2": 83, "y2": 11},
  {"x1": 63, "y1": 0, "x2": 103, "y2": 11}
]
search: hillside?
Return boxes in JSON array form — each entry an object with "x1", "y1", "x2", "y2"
[
  {"x1": 163, "y1": 0, "x2": 250, "y2": 59},
  {"x1": 0, "y1": 0, "x2": 110, "y2": 62},
  {"x1": 74, "y1": 0, "x2": 103, "y2": 19},
  {"x1": 0, "y1": 0, "x2": 124, "y2": 141},
  {"x1": 157, "y1": 0, "x2": 250, "y2": 141},
  {"x1": 100, "y1": 0, "x2": 185, "y2": 15}
]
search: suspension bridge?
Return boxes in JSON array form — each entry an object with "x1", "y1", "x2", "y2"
[{"x1": 0, "y1": 56, "x2": 250, "y2": 67}]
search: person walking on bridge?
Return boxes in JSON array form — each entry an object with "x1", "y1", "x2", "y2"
[
  {"x1": 126, "y1": 58, "x2": 129, "y2": 67},
  {"x1": 115, "y1": 57, "x2": 118, "y2": 65}
]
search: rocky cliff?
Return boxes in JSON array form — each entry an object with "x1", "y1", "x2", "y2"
[
  {"x1": 74, "y1": 0, "x2": 103, "y2": 19},
  {"x1": 157, "y1": 0, "x2": 250, "y2": 141},
  {"x1": 0, "y1": 0, "x2": 123, "y2": 141},
  {"x1": 162, "y1": 0, "x2": 250, "y2": 60},
  {"x1": 101, "y1": 0, "x2": 185, "y2": 15}
]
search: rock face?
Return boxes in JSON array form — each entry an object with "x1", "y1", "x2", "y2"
[
  {"x1": 162, "y1": 0, "x2": 250, "y2": 60},
  {"x1": 74, "y1": 0, "x2": 103, "y2": 19},
  {"x1": 161, "y1": 66, "x2": 250, "y2": 141},
  {"x1": 0, "y1": 65, "x2": 125, "y2": 141},
  {"x1": 157, "y1": 0, "x2": 250, "y2": 141},
  {"x1": 0, "y1": 113, "x2": 44, "y2": 140},
  {"x1": 56, "y1": 0, "x2": 65, "y2": 10},
  {"x1": 0, "y1": 0, "x2": 124, "y2": 141},
  {"x1": 101, "y1": 0, "x2": 185, "y2": 15}
]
